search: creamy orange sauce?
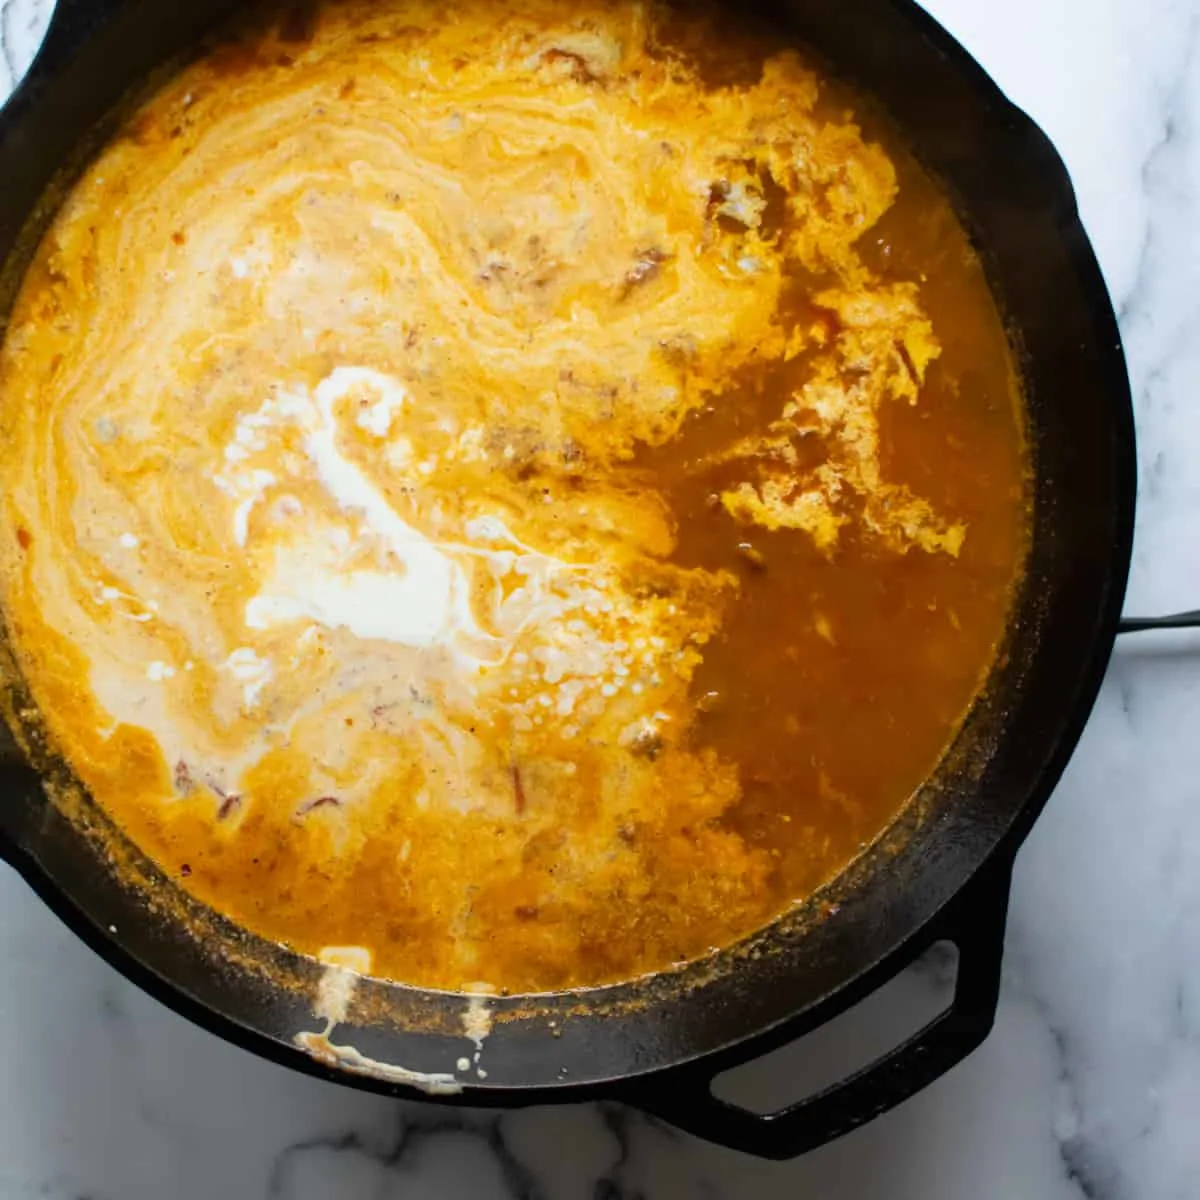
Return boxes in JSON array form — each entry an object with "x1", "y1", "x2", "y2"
[{"x1": 0, "y1": 0, "x2": 1026, "y2": 992}]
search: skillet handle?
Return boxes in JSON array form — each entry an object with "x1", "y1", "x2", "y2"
[
  {"x1": 1118, "y1": 610, "x2": 1200, "y2": 634},
  {"x1": 628, "y1": 853, "x2": 1013, "y2": 1159}
]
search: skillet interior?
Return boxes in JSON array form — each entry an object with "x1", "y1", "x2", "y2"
[{"x1": 0, "y1": 0, "x2": 1133, "y2": 1100}]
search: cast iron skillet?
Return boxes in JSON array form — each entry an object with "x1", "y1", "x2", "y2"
[{"x1": 0, "y1": 0, "x2": 1137, "y2": 1160}]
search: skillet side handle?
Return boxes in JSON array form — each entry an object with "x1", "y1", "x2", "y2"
[{"x1": 629, "y1": 853, "x2": 1014, "y2": 1159}]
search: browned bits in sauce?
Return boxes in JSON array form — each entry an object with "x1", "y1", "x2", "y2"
[
  {"x1": 173, "y1": 760, "x2": 193, "y2": 795},
  {"x1": 736, "y1": 542, "x2": 767, "y2": 570},
  {"x1": 295, "y1": 795, "x2": 342, "y2": 818},
  {"x1": 622, "y1": 248, "x2": 669, "y2": 295},
  {"x1": 215, "y1": 792, "x2": 242, "y2": 821}
]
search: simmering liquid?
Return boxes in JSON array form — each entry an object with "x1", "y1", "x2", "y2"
[{"x1": 0, "y1": 0, "x2": 1026, "y2": 992}]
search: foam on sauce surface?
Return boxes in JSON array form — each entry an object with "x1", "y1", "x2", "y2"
[{"x1": 0, "y1": 0, "x2": 1026, "y2": 991}]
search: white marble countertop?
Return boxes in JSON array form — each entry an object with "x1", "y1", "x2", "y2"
[{"x1": 2, "y1": 0, "x2": 1198, "y2": 1195}]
